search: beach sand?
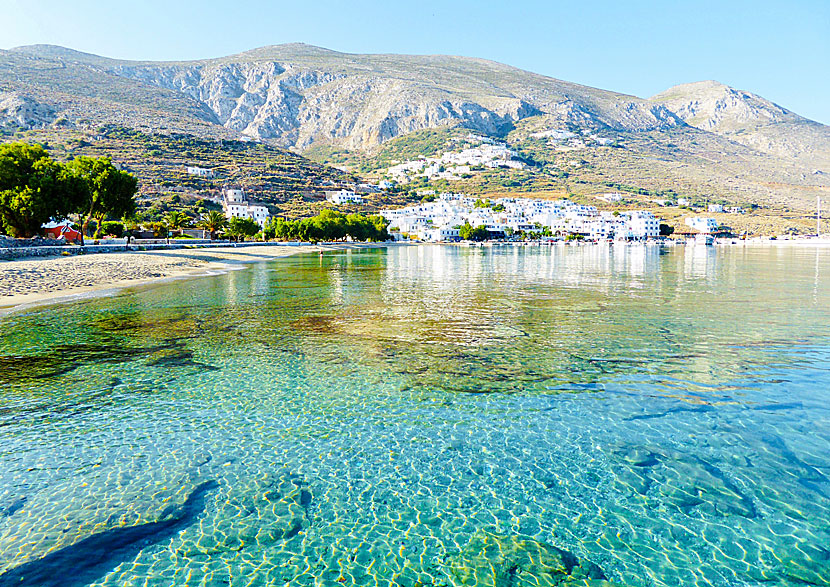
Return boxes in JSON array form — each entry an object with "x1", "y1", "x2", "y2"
[{"x1": 0, "y1": 244, "x2": 351, "y2": 312}]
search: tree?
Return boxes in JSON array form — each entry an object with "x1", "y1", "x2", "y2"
[
  {"x1": 459, "y1": 221, "x2": 488, "y2": 241},
  {"x1": 0, "y1": 143, "x2": 86, "y2": 237},
  {"x1": 226, "y1": 217, "x2": 260, "y2": 241},
  {"x1": 164, "y1": 210, "x2": 191, "y2": 237},
  {"x1": 263, "y1": 211, "x2": 388, "y2": 243},
  {"x1": 659, "y1": 223, "x2": 675, "y2": 237},
  {"x1": 67, "y1": 156, "x2": 138, "y2": 244},
  {"x1": 198, "y1": 210, "x2": 228, "y2": 240},
  {"x1": 100, "y1": 221, "x2": 124, "y2": 238},
  {"x1": 367, "y1": 214, "x2": 390, "y2": 242}
]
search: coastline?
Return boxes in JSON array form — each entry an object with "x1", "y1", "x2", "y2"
[
  {"x1": 2, "y1": 237, "x2": 829, "y2": 314},
  {"x1": 0, "y1": 243, "x2": 387, "y2": 314}
]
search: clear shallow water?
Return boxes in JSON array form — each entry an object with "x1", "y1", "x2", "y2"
[{"x1": 1, "y1": 244, "x2": 829, "y2": 586}]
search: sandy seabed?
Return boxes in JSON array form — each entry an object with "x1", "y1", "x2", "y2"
[{"x1": 0, "y1": 244, "x2": 358, "y2": 312}]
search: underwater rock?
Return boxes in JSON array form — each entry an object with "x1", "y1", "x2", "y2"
[
  {"x1": 610, "y1": 446, "x2": 660, "y2": 467},
  {"x1": 145, "y1": 347, "x2": 217, "y2": 370},
  {"x1": 0, "y1": 343, "x2": 174, "y2": 385},
  {"x1": 291, "y1": 315, "x2": 340, "y2": 334},
  {"x1": 146, "y1": 348, "x2": 195, "y2": 366},
  {"x1": 175, "y1": 470, "x2": 312, "y2": 556},
  {"x1": 777, "y1": 543, "x2": 830, "y2": 585},
  {"x1": 656, "y1": 457, "x2": 757, "y2": 518},
  {"x1": 450, "y1": 530, "x2": 616, "y2": 586},
  {"x1": 0, "y1": 497, "x2": 26, "y2": 518},
  {"x1": 0, "y1": 480, "x2": 218, "y2": 587}
]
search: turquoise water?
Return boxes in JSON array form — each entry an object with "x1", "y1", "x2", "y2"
[{"x1": 1, "y1": 244, "x2": 829, "y2": 586}]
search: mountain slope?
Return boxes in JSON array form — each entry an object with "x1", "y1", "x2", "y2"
[
  {"x1": 651, "y1": 81, "x2": 830, "y2": 170},
  {"x1": 1, "y1": 44, "x2": 828, "y2": 213},
  {"x1": 7, "y1": 43, "x2": 686, "y2": 150}
]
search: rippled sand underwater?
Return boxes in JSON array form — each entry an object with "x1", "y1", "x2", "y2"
[{"x1": 1, "y1": 244, "x2": 829, "y2": 586}]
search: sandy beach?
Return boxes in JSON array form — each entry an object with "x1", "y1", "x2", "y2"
[{"x1": 0, "y1": 244, "x2": 351, "y2": 311}]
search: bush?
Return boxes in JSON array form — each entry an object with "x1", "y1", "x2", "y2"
[{"x1": 98, "y1": 221, "x2": 124, "y2": 238}]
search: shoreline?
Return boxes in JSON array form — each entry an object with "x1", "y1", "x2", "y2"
[
  {"x1": 0, "y1": 243, "x2": 387, "y2": 314},
  {"x1": 2, "y1": 238, "x2": 829, "y2": 314}
]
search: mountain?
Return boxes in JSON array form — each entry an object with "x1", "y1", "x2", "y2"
[
  {"x1": 651, "y1": 81, "x2": 830, "y2": 170},
  {"x1": 1, "y1": 43, "x2": 828, "y2": 214},
  {"x1": 5, "y1": 43, "x2": 687, "y2": 149}
]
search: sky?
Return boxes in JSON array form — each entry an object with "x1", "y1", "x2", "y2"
[{"x1": 2, "y1": 0, "x2": 829, "y2": 124}]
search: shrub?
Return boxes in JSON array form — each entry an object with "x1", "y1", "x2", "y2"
[{"x1": 100, "y1": 221, "x2": 124, "y2": 238}]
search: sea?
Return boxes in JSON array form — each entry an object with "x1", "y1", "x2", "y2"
[{"x1": 1, "y1": 243, "x2": 829, "y2": 586}]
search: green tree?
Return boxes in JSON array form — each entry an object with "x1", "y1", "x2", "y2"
[
  {"x1": 226, "y1": 217, "x2": 260, "y2": 241},
  {"x1": 67, "y1": 156, "x2": 138, "y2": 243},
  {"x1": 314, "y1": 209, "x2": 348, "y2": 241},
  {"x1": 198, "y1": 210, "x2": 228, "y2": 240},
  {"x1": 100, "y1": 221, "x2": 124, "y2": 238},
  {"x1": 0, "y1": 143, "x2": 86, "y2": 237},
  {"x1": 164, "y1": 210, "x2": 191, "y2": 237},
  {"x1": 367, "y1": 214, "x2": 390, "y2": 242},
  {"x1": 459, "y1": 221, "x2": 488, "y2": 241}
]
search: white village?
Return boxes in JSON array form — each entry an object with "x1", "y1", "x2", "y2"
[{"x1": 380, "y1": 193, "x2": 664, "y2": 242}]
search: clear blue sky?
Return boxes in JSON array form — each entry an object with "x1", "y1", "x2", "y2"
[{"x1": 3, "y1": 0, "x2": 829, "y2": 124}]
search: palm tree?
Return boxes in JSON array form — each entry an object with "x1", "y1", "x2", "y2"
[
  {"x1": 164, "y1": 210, "x2": 191, "y2": 238},
  {"x1": 198, "y1": 210, "x2": 228, "y2": 240}
]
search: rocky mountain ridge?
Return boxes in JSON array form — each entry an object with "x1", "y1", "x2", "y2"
[
  {"x1": 1, "y1": 44, "x2": 828, "y2": 211},
  {"x1": 650, "y1": 80, "x2": 830, "y2": 169},
  {"x1": 4, "y1": 44, "x2": 689, "y2": 150}
]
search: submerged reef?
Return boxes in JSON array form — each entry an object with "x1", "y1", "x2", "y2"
[{"x1": 450, "y1": 530, "x2": 618, "y2": 586}]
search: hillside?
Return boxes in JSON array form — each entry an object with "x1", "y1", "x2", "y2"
[
  {"x1": 651, "y1": 81, "x2": 830, "y2": 171},
  {"x1": 1, "y1": 43, "x2": 828, "y2": 215}
]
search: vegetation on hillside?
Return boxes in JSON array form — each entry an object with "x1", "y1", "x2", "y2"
[{"x1": 0, "y1": 142, "x2": 136, "y2": 239}]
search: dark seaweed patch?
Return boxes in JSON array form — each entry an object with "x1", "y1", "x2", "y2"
[{"x1": 0, "y1": 480, "x2": 218, "y2": 587}]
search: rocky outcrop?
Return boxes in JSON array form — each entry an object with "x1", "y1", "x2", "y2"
[
  {"x1": 651, "y1": 80, "x2": 796, "y2": 132},
  {"x1": 0, "y1": 92, "x2": 55, "y2": 130},
  {"x1": 96, "y1": 45, "x2": 685, "y2": 150},
  {"x1": 109, "y1": 64, "x2": 555, "y2": 149}
]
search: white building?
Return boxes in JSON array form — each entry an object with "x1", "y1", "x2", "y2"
[
  {"x1": 222, "y1": 189, "x2": 270, "y2": 229},
  {"x1": 186, "y1": 166, "x2": 215, "y2": 178},
  {"x1": 708, "y1": 204, "x2": 724, "y2": 213},
  {"x1": 685, "y1": 217, "x2": 720, "y2": 234},
  {"x1": 325, "y1": 190, "x2": 364, "y2": 205},
  {"x1": 381, "y1": 194, "x2": 662, "y2": 242},
  {"x1": 624, "y1": 211, "x2": 660, "y2": 239}
]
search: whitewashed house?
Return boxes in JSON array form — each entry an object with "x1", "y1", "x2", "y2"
[
  {"x1": 685, "y1": 217, "x2": 720, "y2": 234},
  {"x1": 325, "y1": 190, "x2": 364, "y2": 205},
  {"x1": 381, "y1": 195, "x2": 664, "y2": 242},
  {"x1": 186, "y1": 166, "x2": 215, "y2": 178},
  {"x1": 222, "y1": 189, "x2": 270, "y2": 229}
]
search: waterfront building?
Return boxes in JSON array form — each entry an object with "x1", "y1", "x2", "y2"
[
  {"x1": 685, "y1": 217, "x2": 720, "y2": 234},
  {"x1": 222, "y1": 189, "x2": 270, "y2": 229},
  {"x1": 381, "y1": 194, "x2": 662, "y2": 242}
]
